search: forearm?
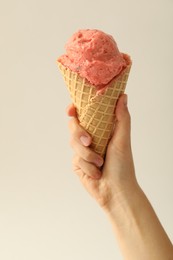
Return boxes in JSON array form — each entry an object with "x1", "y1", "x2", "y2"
[{"x1": 105, "y1": 184, "x2": 173, "y2": 260}]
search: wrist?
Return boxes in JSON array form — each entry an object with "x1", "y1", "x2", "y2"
[
  {"x1": 103, "y1": 182, "x2": 173, "y2": 260},
  {"x1": 103, "y1": 181, "x2": 141, "y2": 219}
]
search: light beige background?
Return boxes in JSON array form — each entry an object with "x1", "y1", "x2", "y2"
[{"x1": 0, "y1": 0, "x2": 173, "y2": 259}]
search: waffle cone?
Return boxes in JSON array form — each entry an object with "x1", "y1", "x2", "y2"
[{"x1": 58, "y1": 62, "x2": 131, "y2": 157}]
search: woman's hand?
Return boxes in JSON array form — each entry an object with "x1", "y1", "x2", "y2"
[
  {"x1": 67, "y1": 94, "x2": 138, "y2": 211},
  {"x1": 67, "y1": 94, "x2": 173, "y2": 259}
]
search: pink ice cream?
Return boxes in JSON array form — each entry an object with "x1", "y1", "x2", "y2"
[{"x1": 58, "y1": 29, "x2": 130, "y2": 87}]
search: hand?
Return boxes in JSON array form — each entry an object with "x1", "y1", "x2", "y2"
[
  {"x1": 67, "y1": 95, "x2": 173, "y2": 260},
  {"x1": 67, "y1": 94, "x2": 138, "y2": 211}
]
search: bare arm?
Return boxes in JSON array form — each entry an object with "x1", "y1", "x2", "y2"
[
  {"x1": 67, "y1": 94, "x2": 173, "y2": 260},
  {"x1": 105, "y1": 184, "x2": 173, "y2": 260}
]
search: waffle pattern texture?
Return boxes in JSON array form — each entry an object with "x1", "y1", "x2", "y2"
[{"x1": 58, "y1": 62, "x2": 131, "y2": 157}]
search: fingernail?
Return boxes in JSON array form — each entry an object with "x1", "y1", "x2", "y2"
[
  {"x1": 95, "y1": 157, "x2": 104, "y2": 167},
  {"x1": 80, "y1": 135, "x2": 90, "y2": 146},
  {"x1": 124, "y1": 95, "x2": 128, "y2": 106}
]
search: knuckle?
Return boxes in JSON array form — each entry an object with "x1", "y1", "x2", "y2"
[
  {"x1": 73, "y1": 153, "x2": 84, "y2": 166},
  {"x1": 72, "y1": 156, "x2": 76, "y2": 166},
  {"x1": 72, "y1": 156, "x2": 84, "y2": 177},
  {"x1": 73, "y1": 155, "x2": 80, "y2": 165},
  {"x1": 72, "y1": 155, "x2": 79, "y2": 168}
]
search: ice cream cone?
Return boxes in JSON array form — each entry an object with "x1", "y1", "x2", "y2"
[{"x1": 58, "y1": 62, "x2": 131, "y2": 157}]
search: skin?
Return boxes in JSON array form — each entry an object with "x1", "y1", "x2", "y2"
[{"x1": 67, "y1": 94, "x2": 173, "y2": 260}]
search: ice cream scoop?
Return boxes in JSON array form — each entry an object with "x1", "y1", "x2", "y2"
[
  {"x1": 58, "y1": 29, "x2": 129, "y2": 88},
  {"x1": 57, "y1": 29, "x2": 132, "y2": 157}
]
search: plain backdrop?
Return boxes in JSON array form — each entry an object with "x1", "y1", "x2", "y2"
[{"x1": 0, "y1": 0, "x2": 173, "y2": 259}]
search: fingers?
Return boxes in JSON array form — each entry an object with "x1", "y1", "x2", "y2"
[
  {"x1": 69, "y1": 117, "x2": 104, "y2": 167},
  {"x1": 67, "y1": 104, "x2": 92, "y2": 146},
  {"x1": 68, "y1": 117, "x2": 92, "y2": 147},
  {"x1": 68, "y1": 115, "x2": 104, "y2": 179},
  {"x1": 73, "y1": 155, "x2": 102, "y2": 179},
  {"x1": 67, "y1": 104, "x2": 92, "y2": 147},
  {"x1": 66, "y1": 103, "x2": 104, "y2": 179}
]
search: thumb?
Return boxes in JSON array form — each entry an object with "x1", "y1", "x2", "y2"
[{"x1": 109, "y1": 94, "x2": 131, "y2": 152}]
